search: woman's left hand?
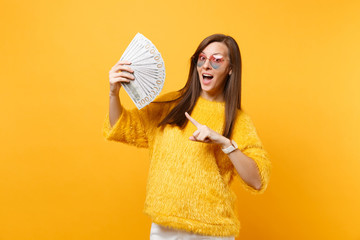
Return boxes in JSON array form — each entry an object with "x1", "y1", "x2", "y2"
[
  {"x1": 185, "y1": 112, "x2": 231, "y2": 148},
  {"x1": 186, "y1": 112, "x2": 262, "y2": 189}
]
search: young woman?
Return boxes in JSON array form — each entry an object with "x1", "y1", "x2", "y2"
[{"x1": 103, "y1": 34, "x2": 271, "y2": 240}]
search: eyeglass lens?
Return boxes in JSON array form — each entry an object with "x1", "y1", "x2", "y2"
[{"x1": 197, "y1": 54, "x2": 225, "y2": 69}]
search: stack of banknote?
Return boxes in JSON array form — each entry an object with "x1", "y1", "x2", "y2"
[{"x1": 120, "y1": 33, "x2": 166, "y2": 109}]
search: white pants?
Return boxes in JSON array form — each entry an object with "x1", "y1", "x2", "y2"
[{"x1": 150, "y1": 222, "x2": 235, "y2": 240}]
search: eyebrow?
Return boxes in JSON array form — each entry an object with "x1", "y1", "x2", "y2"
[{"x1": 200, "y1": 51, "x2": 224, "y2": 56}]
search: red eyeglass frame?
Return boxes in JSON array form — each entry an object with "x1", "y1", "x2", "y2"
[{"x1": 197, "y1": 53, "x2": 226, "y2": 69}]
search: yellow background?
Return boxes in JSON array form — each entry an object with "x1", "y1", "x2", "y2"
[{"x1": 1, "y1": 0, "x2": 359, "y2": 239}]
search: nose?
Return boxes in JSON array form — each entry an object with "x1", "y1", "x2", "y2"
[{"x1": 202, "y1": 58, "x2": 212, "y2": 69}]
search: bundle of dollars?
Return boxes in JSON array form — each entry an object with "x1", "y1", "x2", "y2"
[{"x1": 120, "y1": 33, "x2": 165, "y2": 109}]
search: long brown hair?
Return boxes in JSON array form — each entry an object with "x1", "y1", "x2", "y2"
[{"x1": 157, "y1": 34, "x2": 242, "y2": 138}]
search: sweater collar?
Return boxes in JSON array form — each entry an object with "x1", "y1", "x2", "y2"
[{"x1": 195, "y1": 95, "x2": 226, "y2": 113}]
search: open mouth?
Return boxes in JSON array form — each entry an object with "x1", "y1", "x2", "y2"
[{"x1": 202, "y1": 73, "x2": 214, "y2": 82}]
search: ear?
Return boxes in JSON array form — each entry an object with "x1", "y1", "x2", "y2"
[{"x1": 229, "y1": 68, "x2": 232, "y2": 76}]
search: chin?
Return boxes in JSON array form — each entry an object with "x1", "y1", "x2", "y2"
[
  {"x1": 200, "y1": 85, "x2": 212, "y2": 93},
  {"x1": 200, "y1": 80, "x2": 214, "y2": 92}
]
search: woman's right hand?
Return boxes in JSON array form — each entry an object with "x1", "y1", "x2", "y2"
[{"x1": 109, "y1": 60, "x2": 135, "y2": 95}]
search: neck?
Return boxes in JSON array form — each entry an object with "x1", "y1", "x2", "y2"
[{"x1": 200, "y1": 91, "x2": 224, "y2": 102}]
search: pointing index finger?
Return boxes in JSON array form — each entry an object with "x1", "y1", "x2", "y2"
[{"x1": 185, "y1": 112, "x2": 202, "y2": 128}]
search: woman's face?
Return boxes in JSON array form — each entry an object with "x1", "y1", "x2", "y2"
[{"x1": 196, "y1": 42, "x2": 232, "y2": 101}]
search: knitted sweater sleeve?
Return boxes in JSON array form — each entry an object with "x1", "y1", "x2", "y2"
[
  {"x1": 102, "y1": 91, "x2": 179, "y2": 148},
  {"x1": 102, "y1": 106, "x2": 150, "y2": 148},
  {"x1": 232, "y1": 112, "x2": 271, "y2": 194}
]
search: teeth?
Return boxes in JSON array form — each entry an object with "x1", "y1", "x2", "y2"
[{"x1": 203, "y1": 74, "x2": 212, "y2": 77}]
